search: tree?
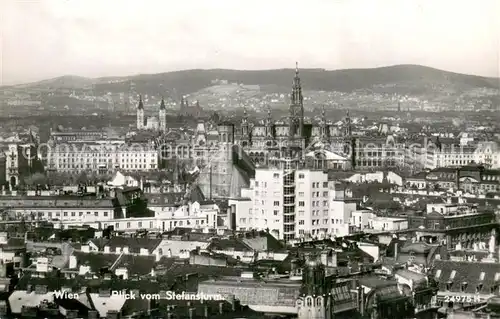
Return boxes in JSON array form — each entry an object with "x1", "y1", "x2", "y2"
[
  {"x1": 47, "y1": 172, "x2": 72, "y2": 186},
  {"x1": 23, "y1": 173, "x2": 48, "y2": 187},
  {"x1": 76, "y1": 172, "x2": 88, "y2": 184}
]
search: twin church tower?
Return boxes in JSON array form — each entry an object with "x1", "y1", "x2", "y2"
[{"x1": 136, "y1": 96, "x2": 167, "y2": 131}]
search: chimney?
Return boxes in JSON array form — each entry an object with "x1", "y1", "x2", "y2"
[
  {"x1": 394, "y1": 242, "x2": 399, "y2": 261},
  {"x1": 219, "y1": 302, "x2": 224, "y2": 314},
  {"x1": 489, "y1": 230, "x2": 496, "y2": 255},
  {"x1": 228, "y1": 294, "x2": 236, "y2": 311}
]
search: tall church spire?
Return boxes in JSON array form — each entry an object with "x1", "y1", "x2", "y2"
[
  {"x1": 291, "y1": 62, "x2": 303, "y2": 106},
  {"x1": 160, "y1": 97, "x2": 165, "y2": 110},
  {"x1": 289, "y1": 62, "x2": 304, "y2": 139},
  {"x1": 137, "y1": 95, "x2": 144, "y2": 110},
  {"x1": 345, "y1": 110, "x2": 352, "y2": 137}
]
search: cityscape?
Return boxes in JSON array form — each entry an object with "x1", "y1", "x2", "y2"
[{"x1": 1, "y1": 0, "x2": 500, "y2": 318}]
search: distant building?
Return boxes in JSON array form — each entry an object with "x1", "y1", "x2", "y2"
[{"x1": 136, "y1": 95, "x2": 167, "y2": 132}]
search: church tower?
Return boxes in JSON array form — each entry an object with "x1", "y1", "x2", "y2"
[
  {"x1": 289, "y1": 62, "x2": 304, "y2": 139},
  {"x1": 240, "y1": 108, "x2": 251, "y2": 147},
  {"x1": 136, "y1": 95, "x2": 145, "y2": 130},
  {"x1": 296, "y1": 255, "x2": 333, "y2": 319},
  {"x1": 343, "y1": 110, "x2": 356, "y2": 170},
  {"x1": 320, "y1": 106, "x2": 329, "y2": 141},
  {"x1": 265, "y1": 106, "x2": 274, "y2": 138},
  {"x1": 159, "y1": 97, "x2": 166, "y2": 131}
]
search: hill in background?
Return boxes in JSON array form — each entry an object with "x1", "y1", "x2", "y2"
[{"x1": 9, "y1": 64, "x2": 499, "y2": 97}]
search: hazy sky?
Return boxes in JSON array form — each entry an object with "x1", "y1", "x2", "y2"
[{"x1": 1, "y1": 0, "x2": 499, "y2": 85}]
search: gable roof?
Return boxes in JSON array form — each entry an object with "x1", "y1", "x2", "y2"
[{"x1": 432, "y1": 260, "x2": 500, "y2": 294}]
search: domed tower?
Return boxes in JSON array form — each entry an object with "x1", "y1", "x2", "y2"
[
  {"x1": 159, "y1": 97, "x2": 166, "y2": 132},
  {"x1": 136, "y1": 95, "x2": 145, "y2": 130},
  {"x1": 296, "y1": 254, "x2": 332, "y2": 319}
]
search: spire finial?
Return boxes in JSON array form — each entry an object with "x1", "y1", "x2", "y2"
[
  {"x1": 137, "y1": 95, "x2": 144, "y2": 110},
  {"x1": 295, "y1": 62, "x2": 299, "y2": 75},
  {"x1": 160, "y1": 96, "x2": 165, "y2": 110}
]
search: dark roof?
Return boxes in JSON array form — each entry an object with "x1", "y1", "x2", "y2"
[
  {"x1": 218, "y1": 121, "x2": 235, "y2": 127},
  {"x1": 104, "y1": 236, "x2": 162, "y2": 254},
  {"x1": 207, "y1": 239, "x2": 253, "y2": 252},
  {"x1": 118, "y1": 254, "x2": 156, "y2": 276},
  {"x1": 359, "y1": 276, "x2": 396, "y2": 289},
  {"x1": 432, "y1": 260, "x2": 500, "y2": 294},
  {"x1": 0, "y1": 237, "x2": 25, "y2": 250},
  {"x1": 73, "y1": 251, "x2": 117, "y2": 273}
]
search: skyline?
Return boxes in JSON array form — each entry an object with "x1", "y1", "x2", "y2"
[{"x1": 1, "y1": 0, "x2": 499, "y2": 86}]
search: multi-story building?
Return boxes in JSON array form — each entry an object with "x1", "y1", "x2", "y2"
[
  {"x1": 424, "y1": 137, "x2": 476, "y2": 169},
  {"x1": 406, "y1": 165, "x2": 500, "y2": 194},
  {"x1": 46, "y1": 140, "x2": 158, "y2": 174},
  {"x1": 474, "y1": 141, "x2": 500, "y2": 169},
  {"x1": 229, "y1": 165, "x2": 358, "y2": 241},
  {"x1": 409, "y1": 202, "x2": 497, "y2": 249},
  {"x1": 353, "y1": 135, "x2": 406, "y2": 170},
  {"x1": 0, "y1": 187, "x2": 218, "y2": 232}
]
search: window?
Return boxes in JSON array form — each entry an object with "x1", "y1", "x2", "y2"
[
  {"x1": 323, "y1": 182, "x2": 328, "y2": 188},
  {"x1": 273, "y1": 201, "x2": 280, "y2": 206},
  {"x1": 126, "y1": 222, "x2": 131, "y2": 228},
  {"x1": 273, "y1": 173, "x2": 279, "y2": 178},
  {"x1": 273, "y1": 210, "x2": 279, "y2": 216},
  {"x1": 298, "y1": 174, "x2": 304, "y2": 179},
  {"x1": 450, "y1": 270, "x2": 456, "y2": 280},
  {"x1": 479, "y1": 272, "x2": 485, "y2": 281},
  {"x1": 435, "y1": 269, "x2": 442, "y2": 279},
  {"x1": 299, "y1": 201, "x2": 305, "y2": 207},
  {"x1": 299, "y1": 220, "x2": 304, "y2": 225}
]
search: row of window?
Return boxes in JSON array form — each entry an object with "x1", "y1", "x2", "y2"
[{"x1": 21, "y1": 210, "x2": 110, "y2": 218}]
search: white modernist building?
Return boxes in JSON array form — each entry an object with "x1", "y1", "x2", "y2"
[{"x1": 229, "y1": 165, "x2": 358, "y2": 241}]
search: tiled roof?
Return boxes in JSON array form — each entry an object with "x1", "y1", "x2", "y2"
[{"x1": 432, "y1": 260, "x2": 500, "y2": 294}]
